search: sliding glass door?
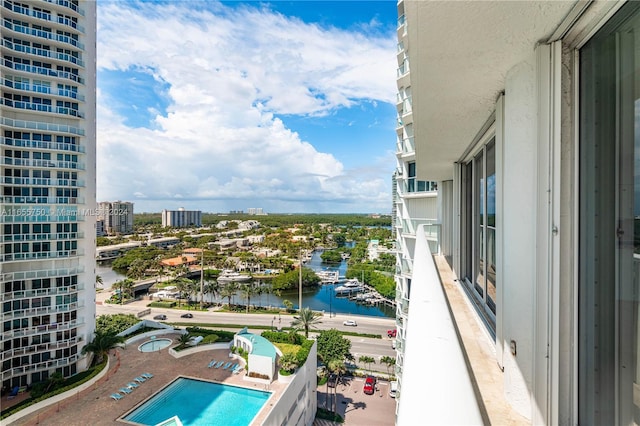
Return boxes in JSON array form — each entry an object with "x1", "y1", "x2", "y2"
[{"x1": 579, "y1": 2, "x2": 640, "y2": 423}]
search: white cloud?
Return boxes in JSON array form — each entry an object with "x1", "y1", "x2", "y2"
[{"x1": 96, "y1": 1, "x2": 397, "y2": 213}]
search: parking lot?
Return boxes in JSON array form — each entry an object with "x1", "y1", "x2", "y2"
[{"x1": 317, "y1": 376, "x2": 396, "y2": 426}]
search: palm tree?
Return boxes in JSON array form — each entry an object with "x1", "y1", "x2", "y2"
[
  {"x1": 81, "y1": 330, "x2": 125, "y2": 364},
  {"x1": 279, "y1": 353, "x2": 298, "y2": 374},
  {"x1": 290, "y1": 307, "x2": 322, "y2": 338},
  {"x1": 328, "y1": 359, "x2": 346, "y2": 414},
  {"x1": 241, "y1": 282, "x2": 258, "y2": 314},
  {"x1": 95, "y1": 275, "x2": 103, "y2": 288},
  {"x1": 359, "y1": 355, "x2": 376, "y2": 374},
  {"x1": 121, "y1": 278, "x2": 134, "y2": 301},
  {"x1": 176, "y1": 334, "x2": 191, "y2": 348},
  {"x1": 203, "y1": 280, "x2": 220, "y2": 306},
  {"x1": 380, "y1": 355, "x2": 396, "y2": 378},
  {"x1": 112, "y1": 280, "x2": 125, "y2": 304},
  {"x1": 174, "y1": 278, "x2": 192, "y2": 307},
  {"x1": 219, "y1": 282, "x2": 238, "y2": 309}
]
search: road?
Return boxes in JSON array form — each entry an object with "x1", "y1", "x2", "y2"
[{"x1": 96, "y1": 293, "x2": 397, "y2": 370}]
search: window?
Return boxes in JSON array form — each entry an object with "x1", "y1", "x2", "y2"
[
  {"x1": 461, "y1": 138, "x2": 497, "y2": 318},
  {"x1": 579, "y1": 2, "x2": 640, "y2": 423}
]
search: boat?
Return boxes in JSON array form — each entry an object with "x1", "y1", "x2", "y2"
[
  {"x1": 316, "y1": 270, "x2": 340, "y2": 284},
  {"x1": 217, "y1": 271, "x2": 252, "y2": 283},
  {"x1": 335, "y1": 283, "x2": 364, "y2": 296},
  {"x1": 343, "y1": 278, "x2": 361, "y2": 288}
]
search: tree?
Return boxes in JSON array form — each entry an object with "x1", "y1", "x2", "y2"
[
  {"x1": 380, "y1": 355, "x2": 396, "y2": 377},
  {"x1": 282, "y1": 299, "x2": 293, "y2": 312},
  {"x1": 203, "y1": 280, "x2": 220, "y2": 305},
  {"x1": 271, "y1": 267, "x2": 320, "y2": 291},
  {"x1": 290, "y1": 307, "x2": 322, "y2": 338},
  {"x1": 316, "y1": 329, "x2": 352, "y2": 366},
  {"x1": 327, "y1": 359, "x2": 346, "y2": 414},
  {"x1": 81, "y1": 330, "x2": 125, "y2": 364},
  {"x1": 173, "y1": 278, "x2": 192, "y2": 307},
  {"x1": 219, "y1": 282, "x2": 239, "y2": 309},
  {"x1": 95, "y1": 274, "x2": 103, "y2": 287},
  {"x1": 359, "y1": 355, "x2": 376, "y2": 374},
  {"x1": 241, "y1": 282, "x2": 258, "y2": 314}
]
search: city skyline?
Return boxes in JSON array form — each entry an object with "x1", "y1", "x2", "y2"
[{"x1": 97, "y1": 0, "x2": 398, "y2": 214}]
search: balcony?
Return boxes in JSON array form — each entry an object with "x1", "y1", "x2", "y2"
[
  {"x1": 1, "y1": 137, "x2": 85, "y2": 153},
  {"x1": 0, "y1": 98, "x2": 84, "y2": 118},
  {"x1": 2, "y1": 156, "x2": 85, "y2": 170},
  {"x1": 0, "y1": 212, "x2": 84, "y2": 224},
  {"x1": 2, "y1": 39, "x2": 85, "y2": 67},
  {"x1": 3, "y1": 20, "x2": 85, "y2": 50},
  {"x1": 0, "y1": 336, "x2": 82, "y2": 361},
  {"x1": 2, "y1": 57, "x2": 85, "y2": 85},
  {"x1": 0, "y1": 266, "x2": 84, "y2": 286},
  {"x1": 3, "y1": 249, "x2": 84, "y2": 262},
  {"x1": 43, "y1": 0, "x2": 86, "y2": 16},
  {"x1": 1, "y1": 176, "x2": 86, "y2": 187},
  {"x1": 396, "y1": 136, "x2": 415, "y2": 155},
  {"x1": 0, "y1": 283, "x2": 80, "y2": 301},
  {"x1": 1, "y1": 196, "x2": 84, "y2": 204},
  {"x1": 2, "y1": 79, "x2": 85, "y2": 101},
  {"x1": 2, "y1": 354, "x2": 80, "y2": 380},
  {"x1": 2, "y1": 301, "x2": 81, "y2": 320}
]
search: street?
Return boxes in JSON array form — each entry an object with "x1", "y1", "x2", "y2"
[{"x1": 96, "y1": 292, "x2": 396, "y2": 371}]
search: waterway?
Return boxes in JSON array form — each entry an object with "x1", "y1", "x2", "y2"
[{"x1": 97, "y1": 248, "x2": 395, "y2": 318}]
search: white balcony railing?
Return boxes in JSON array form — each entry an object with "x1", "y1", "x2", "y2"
[{"x1": 396, "y1": 225, "x2": 483, "y2": 424}]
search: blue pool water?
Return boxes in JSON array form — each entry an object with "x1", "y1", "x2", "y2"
[
  {"x1": 122, "y1": 377, "x2": 271, "y2": 426},
  {"x1": 138, "y1": 338, "x2": 172, "y2": 352}
]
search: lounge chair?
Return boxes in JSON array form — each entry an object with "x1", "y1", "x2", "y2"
[
  {"x1": 207, "y1": 360, "x2": 217, "y2": 368},
  {"x1": 220, "y1": 362, "x2": 230, "y2": 370},
  {"x1": 119, "y1": 387, "x2": 133, "y2": 394},
  {"x1": 134, "y1": 376, "x2": 146, "y2": 383},
  {"x1": 227, "y1": 363, "x2": 238, "y2": 371},
  {"x1": 141, "y1": 372, "x2": 153, "y2": 379},
  {"x1": 111, "y1": 393, "x2": 124, "y2": 401},
  {"x1": 232, "y1": 365, "x2": 243, "y2": 374},
  {"x1": 7, "y1": 386, "x2": 19, "y2": 400},
  {"x1": 214, "y1": 361, "x2": 224, "y2": 368},
  {"x1": 126, "y1": 382, "x2": 139, "y2": 389}
]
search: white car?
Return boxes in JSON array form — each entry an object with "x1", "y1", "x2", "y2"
[{"x1": 343, "y1": 320, "x2": 357, "y2": 327}]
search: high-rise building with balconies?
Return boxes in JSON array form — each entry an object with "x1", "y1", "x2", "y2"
[
  {"x1": 98, "y1": 200, "x2": 133, "y2": 235},
  {"x1": 394, "y1": 1, "x2": 639, "y2": 425},
  {"x1": 1, "y1": 0, "x2": 96, "y2": 391}
]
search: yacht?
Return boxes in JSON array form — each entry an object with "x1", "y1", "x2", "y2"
[{"x1": 217, "y1": 270, "x2": 252, "y2": 283}]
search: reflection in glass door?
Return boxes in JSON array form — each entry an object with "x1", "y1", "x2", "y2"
[
  {"x1": 579, "y1": 2, "x2": 640, "y2": 423},
  {"x1": 462, "y1": 139, "x2": 497, "y2": 319}
]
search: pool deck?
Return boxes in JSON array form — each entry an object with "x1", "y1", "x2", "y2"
[{"x1": 8, "y1": 334, "x2": 287, "y2": 426}]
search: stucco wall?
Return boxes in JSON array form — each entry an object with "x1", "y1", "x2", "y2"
[
  {"x1": 261, "y1": 341, "x2": 317, "y2": 426},
  {"x1": 500, "y1": 53, "x2": 538, "y2": 419}
]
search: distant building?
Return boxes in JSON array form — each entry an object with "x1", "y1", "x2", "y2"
[
  {"x1": 247, "y1": 208, "x2": 265, "y2": 215},
  {"x1": 96, "y1": 219, "x2": 106, "y2": 237},
  {"x1": 98, "y1": 201, "x2": 134, "y2": 235},
  {"x1": 162, "y1": 208, "x2": 202, "y2": 228}
]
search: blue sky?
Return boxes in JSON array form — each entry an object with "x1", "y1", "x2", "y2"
[{"x1": 97, "y1": 0, "x2": 398, "y2": 214}]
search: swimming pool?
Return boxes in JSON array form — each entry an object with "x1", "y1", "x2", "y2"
[
  {"x1": 122, "y1": 377, "x2": 271, "y2": 426},
  {"x1": 138, "y1": 338, "x2": 172, "y2": 352}
]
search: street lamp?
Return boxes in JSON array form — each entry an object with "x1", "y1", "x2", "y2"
[
  {"x1": 271, "y1": 316, "x2": 275, "y2": 331},
  {"x1": 199, "y1": 249, "x2": 204, "y2": 310}
]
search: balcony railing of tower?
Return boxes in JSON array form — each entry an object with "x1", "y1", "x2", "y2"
[
  {"x1": 2, "y1": 39, "x2": 85, "y2": 67},
  {"x1": 0, "y1": 266, "x2": 85, "y2": 285},
  {"x1": 0, "y1": 99, "x2": 84, "y2": 118},
  {"x1": 397, "y1": 14, "x2": 406, "y2": 28},
  {"x1": 397, "y1": 41, "x2": 404, "y2": 53},
  {"x1": 2, "y1": 58, "x2": 85, "y2": 85},
  {"x1": 0, "y1": 213, "x2": 85, "y2": 224},
  {"x1": 3, "y1": 2, "x2": 86, "y2": 32},
  {"x1": 3, "y1": 20, "x2": 85, "y2": 50},
  {"x1": 43, "y1": 0, "x2": 85, "y2": 16},
  {"x1": 2, "y1": 79, "x2": 85, "y2": 101},
  {"x1": 3, "y1": 249, "x2": 85, "y2": 262},
  {"x1": 397, "y1": 61, "x2": 410, "y2": 77},
  {"x1": 2, "y1": 231, "x2": 84, "y2": 242},
  {"x1": 2, "y1": 354, "x2": 81, "y2": 380},
  {"x1": 0, "y1": 283, "x2": 84, "y2": 303},
  {"x1": 396, "y1": 136, "x2": 415, "y2": 154},
  {"x1": 1, "y1": 300, "x2": 83, "y2": 319},
  {"x1": 1, "y1": 196, "x2": 85, "y2": 204},
  {"x1": 1, "y1": 336, "x2": 83, "y2": 362},
  {"x1": 2, "y1": 137, "x2": 85, "y2": 153},
  {"x1": 2, "y1": 157, "x2": 85, "y2": 170},
  {"x1": 1, "y1": 177, "x2": 85, "y2": 188},
  {"x1": 1, "y1": 117, "x2": 85, "y2": 136}
]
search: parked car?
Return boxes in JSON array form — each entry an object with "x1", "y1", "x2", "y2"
[
  {"x1": 387, "y1": 329, "x2": 397, "y2": 338},
  {"x1": 389, "y1": 381, "x2": 398, "y2": 398},
  {"x1": 153, "y1": 314, "x2": 167, "y2": 320},
  {"x1": 343, "y1": 320, "x2": 357, "y2": 327},
  {"x1": 363, "y1": 376, "x2": 376, "y2": 395},
  {"x1": 180, "y1": 313, "x2": 193, "y2": 318}
]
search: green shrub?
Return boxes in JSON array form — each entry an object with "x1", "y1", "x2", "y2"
[
  {"x1": 148, "y1": 301, "x2": 176, "y2": 308},
  {"x1": 201, "y1": 334, "x2": 219, "y2": 344},
  {"x1": 316, "y1": 408, "x2": 344, "y2": 423}
]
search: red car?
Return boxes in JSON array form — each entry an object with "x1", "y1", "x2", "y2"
[
  {"x1": 363, "y1": 376, "x2": 376, "y2": 395},
  {"x1": 387, "y1": 329, "x2": 397, "y2": 338}
]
